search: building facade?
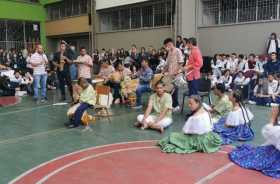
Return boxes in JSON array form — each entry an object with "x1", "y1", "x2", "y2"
[
  {"x1": 44, "y1": 0, "x2": 92, "y2": 52},
  {"x1": 181, "y1": 0, "x2": 280, "y2": 56},
  {"x1": 0, "y1": 0, "x2": 47, "y2": 50},
  {"x1": 1, "y1": 0, "x2": 278, "y2": 56},
  {"x1": 95, "y1": 0, "x2": 174, "y2": 50}
]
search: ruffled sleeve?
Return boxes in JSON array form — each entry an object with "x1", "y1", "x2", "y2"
[
  {"x1": 182, "y1": 112, "x2": 213, "y2": 135},
  {"x1": 262, "y1": 124, "x2": 280, "y2": 151},
  {"x1": 225, "y1": 108, "x2": 254, "y2": 126}
]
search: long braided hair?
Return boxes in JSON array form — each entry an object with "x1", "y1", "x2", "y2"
[{"x1": 232, "y1": 90, "x2": 252, "y2": 127}]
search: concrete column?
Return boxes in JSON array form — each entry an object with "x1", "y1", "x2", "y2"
[{"x1": 177, "y1": 0, "x2": 197, "y2": 38}]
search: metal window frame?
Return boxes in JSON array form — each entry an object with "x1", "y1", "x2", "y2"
[
  {"x1": 200, "y1": 0, "x2": 280, "y2": 27},
  {"x1": 98, "y1": 0, "x2": 173, "y2": 33}
]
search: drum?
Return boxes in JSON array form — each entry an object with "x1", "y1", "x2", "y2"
[
  {"x1": 128, "y1": 92, "x2": 137, "y2": 107},
  {"x1": 151, "y1": 73, "x2": 164, "y2": 90},
  {"x1": 161, "y1": 75, "x2": 175, "y2": 93},
  {"x1": 67, "y1": 103, "x2": 81, "y2": 117},
  {"x1": 174, "y1": 73, "x2": 187, "y2": 87}
]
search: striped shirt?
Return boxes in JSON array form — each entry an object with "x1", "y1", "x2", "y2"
[
  {"x1": 30, "y1": 52, "x2": 48, "y2": 75},
  {"x1": 165, "y1": 48, "x2": 183, "y2": 76}
]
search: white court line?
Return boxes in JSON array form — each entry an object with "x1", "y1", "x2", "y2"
[
  {"x1": 37, "y1": 147, "x2": 231, "y2": 184},
  {"x1": 0, "y1": 104, "x2": 53, "y2": 116},
  {"x1": 10, "y1": 140, "x2": 231, "y2": 184},
  {"x1": 36, "y1": 146, "x2": 157, "y2": 184},
  {"x1": 9, "y1": 140, "x2": 157, "y2": 184},
  {"x1": 195, "y1": 163, "x2": 235, "y2": 184},
  {"x1": 0, "y1": 128, "x2": 69, "y2": 145}
]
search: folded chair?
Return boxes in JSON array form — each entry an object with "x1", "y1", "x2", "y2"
[
  {"x1": 94, "y1": 85, "x2": 112, "y2": 123},
  {"x1": 181, "y1": 77, "x2": 212, "y2": 114}
]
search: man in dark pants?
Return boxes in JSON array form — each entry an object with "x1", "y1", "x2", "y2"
[
  {"x1": 185, "y1": 38, "x2": 203, "y2": 96},
  {"x1": 53, "y1": 41, "x2": 73, "y2": 101}
]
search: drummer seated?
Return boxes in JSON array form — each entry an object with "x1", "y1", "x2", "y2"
[
  {"x1": 133, "y1": 58, "x2": 153, "y2": 109},
  {"x1": 97, "y1": 59, "x2": 115, "y2": 82},
  {"x1": 135, "y1": 81, "x2": 173, "y2": 133},
  {"x1": 107, "y1": 62, "x2": 124, "y2": 104},
  {"x1": 66, "y1": 77, "x2": 96, "y2": 128}
]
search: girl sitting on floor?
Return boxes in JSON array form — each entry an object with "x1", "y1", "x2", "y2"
[
  {"x1": 158, "y1": 95, "x2": 222, "y2": 154},
  {"x1": 214, "y1": 90, "x2": 254, "y2": 145},
  {"x1": 206, "y1": 83, "x2": 233, "y2": 123},
  {"x1": 229, "y1": 106, "x2": 280, "y2": 179}
]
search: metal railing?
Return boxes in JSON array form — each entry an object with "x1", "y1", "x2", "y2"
[{"x1": 0, "y1": 41, "x2": 38, "y2": 51}]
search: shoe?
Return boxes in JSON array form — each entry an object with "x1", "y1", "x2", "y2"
[
  {"x1": 173, "y1": 106, "x2": 181, "y2": 112},
  {"x1": 248, "y1": 100, "x2": 256, "y2": 105},
  {"x1": 271, "y1": 103, "x2": 279, "y2": 107},
  {"x1": 41, "y1": 97, "x2": 48, "y2": 103},
  {"x1": 132, "y1": 105, "x2": 143, "y2": 110},
  {"x1": 67, "y1": 124, "x2": 79, "y2": 129}
]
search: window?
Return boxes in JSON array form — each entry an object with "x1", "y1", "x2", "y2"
[
  {"x1": 220, "y1": 0, "x2": 237, "y2": 24},
  {"x1": 257, "y1": 0, "x2": 278, "y2": 20},
  {"x1": 120, "y1": 9, "x2": 130, "y2": 30},
  {"x1": 7, "y1": 21, "x2": 24, "y2": 42},
  {"x1": 0, "y1": 19, "x2": 40, "y2": 50},
  {"x1": 131, "y1": 7, "x2": 142, "y2": 29},
  {"x1": 25, "y1": 22, "x2": 40, "y2": 43},
  {"x1": 99, "y1": 0, "x2": 174, "y2": 32},
  {"x1": 46, "y1": 0, "x2": 91, "y2": 21},
  {"x1": 80, "y1": 0, "x2": 89, "y2": 14},
  {"x1": 73, "y1": 0, "x2": 80, "y2": 15},
  {"x1": 142, "y1": 5, "x2": 153, "y2": 27},
  {"x1": 0, "y1": 20, "x2": 5, "y2": 41},
  {"x1": 202, "y1": 0, "x2": 219, "y2": 25},
  {"x1": 65, "y1": 0, "x2": 73, "y2": 17},
  {"x1": 112, "y1": 11, "x2": 120, "y2": 30},
  {"x1": 166, "y1": 0, "x2": 173, "y2": 25},
  {"x1": 238, "y1": 0, "x2": 257, "y2": 22},
  {"x1": 154, "y1": 2, "x2": 167, "y2": 26},
  {"x1": 201, "y1": 0, "x2": 280, "y2": 26}
]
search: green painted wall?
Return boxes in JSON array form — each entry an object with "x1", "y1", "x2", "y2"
[{"x1": 0, "y1": 0, "x2": 47, "y2": 47}]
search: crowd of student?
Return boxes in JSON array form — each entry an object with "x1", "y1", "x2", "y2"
[
  {"x1": 0, "y1": 34, "x2": 280, "y2": 179},
  {"x1": 209, "y1": 52, "x2": 280, "y2": 106}
]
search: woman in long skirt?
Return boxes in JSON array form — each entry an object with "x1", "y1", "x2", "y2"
[
  {"x1": 229, "y1": 106, "x2": 280, "y2": 178},
  {"x1": 158, "y1": 95, "x2": 222, "y2": 154},
  {"x1": 214, "y1": 90, "x2": 254, "y2": 145}
]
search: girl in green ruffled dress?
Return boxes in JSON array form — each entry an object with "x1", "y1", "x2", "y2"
[{"x1": 158, "y1": 95, "x2": 222, "y2": 154}]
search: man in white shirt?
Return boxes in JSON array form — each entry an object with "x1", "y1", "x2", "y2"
[
  {"x1": 268, "y1": 74, "x2": 279, "y2": 98},
  {"x1": 255, "y1": 56, "x2": 266, "y2": 75},
  {"x1": 226, "y1": 53, "x2": 238, "y2": 73},
  {"x1": 74, "y1": 47, "x2": 93, "y2": 83},
  {"x1": 30, "y1": 44, "x2": 48, "y2": 102}
]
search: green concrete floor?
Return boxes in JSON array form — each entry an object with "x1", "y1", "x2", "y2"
[{"x1": 0, "y1": 91, "x2": 270, "y2": 183}]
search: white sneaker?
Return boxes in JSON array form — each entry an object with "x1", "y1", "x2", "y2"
[
  {"x1": 271, "y1": 103, "x2": 279, "y2": 107},
  {"x1": 173, "y1": 106, "x2": 181, "y2": 112},
  {"x1": 248, "y1": 100, "x2": 256, "y2": 105}
]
